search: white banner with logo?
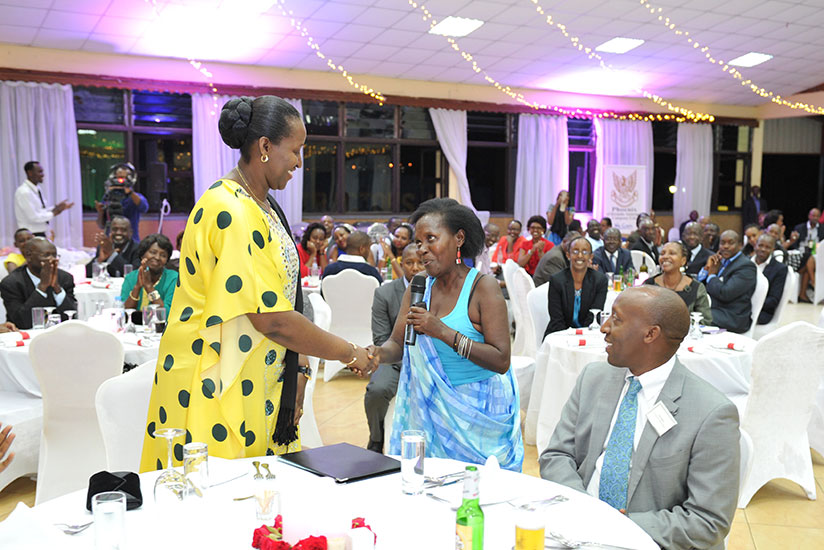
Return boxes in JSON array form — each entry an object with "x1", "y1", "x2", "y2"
[{"x1": 602, "y1": 165, "x2": 647, "y2": 234}]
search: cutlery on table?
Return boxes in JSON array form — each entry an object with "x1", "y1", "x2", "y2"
[
  {"x1": 507, "y1": 494, "x2": 568, "y2": 511},
  {"x1": 261, "y1": 463, "x2": 275, "y2": 480},
  {"x1": 210, "y1": 472, "x2": 248, "y2": 487},
  {"x1": 252, "y1": 460, "x2": 263, "y2": 480},
  {"x1": 54, "y1": 521, "x2": 93, "y2": 535},
  {"x1": 546, "y1": 530, "x2": 638, "y2": 550},
  {"x1": 423, "y1": 471, "x2": 464, "y2": 488}
]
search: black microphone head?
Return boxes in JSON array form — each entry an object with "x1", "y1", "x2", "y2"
[{"x1": 410, "y1": 273, "x2": 427, "y2": 293}]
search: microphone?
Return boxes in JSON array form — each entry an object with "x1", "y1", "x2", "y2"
[{"x1": 404, "y1": 274, "x2": 428, "y2": 346}]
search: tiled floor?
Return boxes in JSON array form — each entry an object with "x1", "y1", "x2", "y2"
[{"x1": 2, "y1": 303, "x2": 823, "y2": 549}]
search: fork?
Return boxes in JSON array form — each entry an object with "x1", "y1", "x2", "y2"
[
  {"x1": 252, "y1": 460, "x2": 263, "y2": 480},
  {"x1": 507, "y1": 494, "x2": 568, "y2": 511},
  {"x1": 261, "y1": 463, "x2": 275, "y2": 480},
  {"x1": 546, "y1": 531, "x2": 638, "y2": 550},
  {"x1": 54, "y1": 521, "x2": 93, "y2": 535}
]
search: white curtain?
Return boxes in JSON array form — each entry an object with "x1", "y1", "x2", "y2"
[
  {"x1": 192, "y1": 95, "x2": 304, "y2": 224},
  {"x1": 429, "y1": 108, "x2": 476, "y2": 212},
  {"x1": 0, "y1": 81, "x2": 82, "y2": 248},
  {"x1": 593, "y1": 119, "x2": 654, "y2": 219},
  {"x1": 673, "y1": 123, "x2": 714, "y2": 228},
  {"x1": 514, "y1": 114, "x2": 568, "y2": 224}
]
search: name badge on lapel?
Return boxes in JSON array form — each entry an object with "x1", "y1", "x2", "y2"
[{"x1": 647, "y1": 401, "x2": 677, "y2": 436}]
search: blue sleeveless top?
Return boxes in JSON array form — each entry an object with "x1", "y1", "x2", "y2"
[{"x1": 426, "y1": 268, "x2": 494, "y2": 386}]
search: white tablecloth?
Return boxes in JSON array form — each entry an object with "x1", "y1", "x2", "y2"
[
  {"x1": 0, "y1": 330, "x2": 159, "y2": 397},
  {"x1": 24, "y1": 456, "x2": 658, "y2": 550},
  {"x1": 73, "y1": 279, "x2": 124, "y2": 320},
  {"x1": 525, "y1": 329, "x2": 755, "y2": 450}
]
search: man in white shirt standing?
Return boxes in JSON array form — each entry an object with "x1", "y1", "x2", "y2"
[
  {"x1": 13, "y1": 161, "x2": 73, "y2": 237},
  {"x1": 540, "y1": 286, "x2": 739, "y2": 550}
]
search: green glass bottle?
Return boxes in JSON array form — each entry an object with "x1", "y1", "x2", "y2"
[
  {"x1": 455, "y1": 466, "x2": 484, "y2": 550},
  {"x1": 385, "y1": 257, "x2": 393, "y2": 281}
]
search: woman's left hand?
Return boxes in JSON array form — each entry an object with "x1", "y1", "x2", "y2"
[{"x1": 406, "y1": 306, "x2": 448, "y2": 340}]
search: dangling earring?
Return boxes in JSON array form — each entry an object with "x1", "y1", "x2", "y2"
[
  {"x1": 261, "y1": 154, "x2": 269, "y2": 163},
  {"x1": 456, "y1": 246, "x2": 462, "y2": 264}
]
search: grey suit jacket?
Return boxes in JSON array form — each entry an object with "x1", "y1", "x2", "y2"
[
  {"x1": 371, "y1": 277, "x2": 406, "y2": 366},
  {"x1": 539, "y1": 360, "x2": 739, "y2": 550},
  {"x1": 533, "y1": 246, "x2": 569, "y2": 287},
  {"x1": 706, "y1": 253, "x2": 756, "y2": 333}
]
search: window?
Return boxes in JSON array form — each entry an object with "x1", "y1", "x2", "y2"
[
  {"x1": 568, "y1": 118, "x2": 596, "y2": 212},
  {"x1": 344, "y1": 144, "x2": 392, "y2": 211},
  {"x1": 303, "y1": 142, "x2": 337, "y2": 213},
  {"x1": 713, "y1": 125, "x2": 751, "y2": 211},
  {"x1": 466, "y1": 111, "x2": 517, "y2": 212},
  {"x1": 74, "y1": 86, "x2": 193, "y2": 214},
  {"x1": 652, "y1": 121, "x2": 677, "y2": 211}
]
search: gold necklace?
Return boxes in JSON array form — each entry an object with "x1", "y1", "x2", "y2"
[{"x1": 235, "y1": 166, "x2": 278, "y2": 222}]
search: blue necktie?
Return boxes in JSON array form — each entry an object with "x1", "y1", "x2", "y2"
[
  {"x1": 599, "y1": 377, "x2": 642, "y2": 510},
  {"x1": 718, "y1": 258, "x2": 731, "y2": 277}
]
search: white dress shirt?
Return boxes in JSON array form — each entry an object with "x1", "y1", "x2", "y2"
[
  {"x1": 586, "y1": 355, "x2": 676, "y2": 497},
  {"x1": 586, "y1": 236, "x2": 604, "y2": 251},
  {"x1": 26, "y1": 267, "x2": 66, "y2": 306},
  {"x1": 689, "y1": 244, "x2": 703, "y2": 262},
  {"x1": 752, "y1": 256, "x2": 768, "y2": 275},
  {"x1": 604, "y1": 250, "x2": 620, "y2": 273},
  {"x1": 14, "y1": 179, "x2": 54, "y2": 234}
]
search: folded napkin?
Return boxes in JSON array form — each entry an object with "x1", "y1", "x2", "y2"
[
  {"x1": 709, "y1": 341, "x2": 746, "y2": 352},
  {"x1": 0, "y1": 502, "x2": 69, "y2": 548},
  {"x1": 566, "y1": 328, "x2": 587, "y2": 336},
  {"x1": 0, "y1": 332, "x2": 30, "y2": 346},
  {"x1": 86, "y1": 471, "x2": 142, "y2": 511},
  {"x1": 566, "y1": 337, "x2": 604, "y2": 348}
]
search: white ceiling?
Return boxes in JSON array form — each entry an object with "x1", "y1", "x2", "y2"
[{"x1": 2, "y1": 0, "x2": 824, "y2": 106}]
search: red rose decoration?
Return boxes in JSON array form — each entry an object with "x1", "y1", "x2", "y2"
[
  {"x1": 292, "y1": 535, "x2": 327, "y2": 550},
  {"x1": 261, "y1": 539, "x2": 292, "y2": 550},
  {"x1": 253, "y1": 526, "x2": 271, "y2": 548}
]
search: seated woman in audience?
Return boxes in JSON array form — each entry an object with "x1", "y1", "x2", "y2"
[
  {"x1": 742, "y1": 223, "x2": 760, "y2": 258},
  {"x1": 368, "y1": 198, "x2": 523, "y2": 471},
  {"x1": 121, "y1": 233, "x2": 178, "y2": 318},
  {"x1": 380, "y1": 222, "x2": 414, "y2": 279},
  {"x1": 644, "y1": 241, "x2": 712, "y2": 324},
  {"x1": 326, "y1": 223, "x2": 353, "y2": 263},
  {"x1": 297, "y1": 222, "x2": 328, "y2": 277},
  {"x1": 491, "y1": 219, "x2": 524, "y2": 265},
  {"x1": 544, "y1": 236, "x2": 608, "y2": 336},
  {"x1": 3, "y1": 228, "x2": 33, "y2": 273},
  {"x1": 516, "y1": 215, "x2": 553, "y2": 276}
]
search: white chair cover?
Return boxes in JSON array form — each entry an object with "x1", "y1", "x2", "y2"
[
  {"x1": 0, "y1": 258, "x2": 7, "y2": 323},
  {"x1": 629, "y1": 250, "x2": 656, "y2": 274},
  {"x1": 300, "y1": 293, "x2": 330, "y2": 448},
  {"x1": 95, "y1": 360, "x2": 155, "y2": 472},
  {"x1": 502, "y1": 260, "x2": 535, "y2": 357},
  {"x1": 753, "y1": 264, "x2": 794, "y2": 340},
  {"x1": 738, "y1": 428, "x2": 754, "y2": 502},
  {"x1": 29, "y1": 321, "x2": 124, "y2": 504},
  {"x1": 320, "y1": 270, "x2": 379, "y2": 382},
  {"x1": 743, "y1": 272, "x2": 769, "y2": 339},
  {"x1": 737, "y1": 321, "x2": 824, "y2": 508},
  {"x1": 786, "y1": 269, "x2": 799, "y2": 304},
  {"x1": 667, "y1": 227, "x2": 680, "y2": 242},
  {"x1": 510, "y1": 354, "x2": 535, "y2": 413},
  {"x1": 0, "y1": 391, "x2": 42, "y2": 492},
  {"x1": 814, "y1": 240, "x2": 824, "y2": 305},
  {"x1": 527, "y1": 283, "x2": 550, "y2": 352}
]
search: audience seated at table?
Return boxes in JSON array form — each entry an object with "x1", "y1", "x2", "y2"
[
  {"x1": 297, "y1": 222, "x2": 328, "y2": 278},
  {"x1": 0, "y1": 422, "x2": 14, "y2": 474},
  {"x1": 753, "y1": 234, "x2": 788, "y2": 325},
  {"x1": 703, "y1": 222, "x2": 720, "y2": 253},
  {"x1": 0, "y1": 237, "x2": 77, "y2": 329},
  {"x1": 540, "y1": 286, "x2": 739, "y2": 550},
  {"x1": 85, "y1": 216, "x2": 140, "y2": 278},
  {"x1": 791, "y1": 207, "x2": 822, "y2": 303},
  {"x1": 629, "y1": 216, "x2": 660, "y2": 264},
  {"x1": 516, "y1": 215, "x2": 553, "y2": 277},
  {"x1": 3, "y1": 228, "x2": 33, "y2": 273},
  {"x1": 742, "y1": 223, "x2": 760, "y2": 258},
  {"x1": 321, "y1": 230, "x2": 383, "y2": 285},
  {"x1": 544, "y1": 237, "x2": 608, "y2": 336},
  {"x1": 368, "y1": 198, "x2": 523, "y2": 470},
  {"x1": 584, "y1": 219, "x2": 604, "y2": 251},
  {"x1": 326, "y1": 223, "x2": 353, "y2": 263},
  {"x1": 533, "y1": 230, "x2": 581, "y2": 287},
  {"x1": 644, "y1": 241, "x2": 712, "y2": 325},
  {"x1": 591, "y1": 227, "x2": 633, "y2": 275},
  {"x1": 364, "y1": 244, "x2": 424, "y2": 453},
  {"x1": 120, "y1": 233, "x2": 178, "y2": 318},
  {"x1": 490, "y1": 219, "x2": 524, "y2": 264},
  {"x1": 697, "y1": 230, "x2": 757, "y2": 333},
  {"x1": 378, "y1": 223, "x2": 414, "y2": 279},
  {"x1": 765, "y1": 223, "x2": 788, "y2": 263}
]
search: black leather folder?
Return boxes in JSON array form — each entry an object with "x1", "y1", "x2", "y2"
[{"x1": 279, "y1": 442, "x2": 401, "y2": 483}]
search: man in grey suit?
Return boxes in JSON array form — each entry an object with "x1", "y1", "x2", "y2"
[
  {"x1": 697, "y1": 230, "x2": 757, "y2": 333},
  {"x1": 533, "y1": 231, "x2": 580, "y2": 286},
  {"x1": 364, "y1": 245, "x2": 423, "y2": 452},
  {"x1": 540, "y1": 286, "x2": 739, "y2": 550}
]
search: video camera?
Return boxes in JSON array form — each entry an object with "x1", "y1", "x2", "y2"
[{"x1": 101, "y1": 162, "x2": 137, "y2": 219}]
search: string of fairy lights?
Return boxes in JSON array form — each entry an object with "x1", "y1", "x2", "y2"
[{"x1": 636, "y1": 0, "x2": 824, "y2": 115}]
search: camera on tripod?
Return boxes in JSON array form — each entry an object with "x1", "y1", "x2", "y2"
[{"x1": 101, "y1": 162, "x2": 137, "y2": 219}]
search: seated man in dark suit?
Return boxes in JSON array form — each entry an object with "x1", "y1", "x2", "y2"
[
  {"x1": 321, "y1": 230, "x2": 383, "y2": 285},
  {"x1": 0, "y1": 238, "x2": 77, "y2": 329},
  {"x1": 697, "y1": 230, "x2": 757, "y2": 333},
  {"x1": 85, "y1": 216, "x2": 140, "y2": 278},
  {"x1": 702, "y1": 222, "x2": 720, "y2": 253},
  {"x1": 540, "y1": 286, "x2": 739, "y2": 550},
  {"x1": 364, "y1": 245, "x2": 424, "y2": 453},
  {"x1": 681, "y1": 222, "x2": 712, "y2": 276},
  {"x1": 753, "y1": 234, "x2": 788, "y2": 325},
  {"x1": 533, "y1": 231, "x2": 580, "y2": 287},
  {"x1": 788, "y1": 207, "x2": 824, "y2": 250},
  {"x1": 591, "y1": 228, "x2": 633, "y2": 275},
  {"x1": 545, "y1": 237, "x2": 608, "y2": 335},
  {"x1": 630, "y1": 217, "x2": 659, "y2": 264}
]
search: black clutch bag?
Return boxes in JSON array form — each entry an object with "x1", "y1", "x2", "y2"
[{"x1": 86, "y1": 471, "x2": 143, "y2": 511}]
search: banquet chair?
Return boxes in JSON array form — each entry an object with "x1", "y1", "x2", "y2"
[
  {"x1": 527, "y1": 283, "x2": 550, "y2": 351},
  {"x1": 737, "y1": 321, "x2": 824, "y2": 508},
  {"x1": 742, "y1": 272, "x2": 769, "y2": 339},
  {"x1": 502, "y1": 260, "x2": 535, "y2": 357},
  {"x1": 300, "y1": 293, "x2": 330, "y2": 448},
  {"x1": 29, "y1": 321, "x2": 124, "y2": 504},
  {"x1": 667, "y1": 226, "x2": 680, "y2": 242},
  {"x1": 321, "y1": 270, "x2": 379, "y2": 382},
  {"x1": 95, "y1": 359, "x2": 155, "y2": 472},
  {"x1": 786, "y1": 269, "x2": 799, "y2": 304},
  {"x1": 629, "y1": 250, "x2": 656, "y2": 274},
  {"x1": 0, "y1": 391, "x2": 42, "y2": 493},
  {"x1": 814, "y1": 240, "x2": 824, "y2": 305},
  {"x1": 752, "y1": 264, "x2": 794, "y2": 340}
]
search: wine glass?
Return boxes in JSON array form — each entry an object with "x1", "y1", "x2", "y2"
[
  {"x1": 124, "y1": 308, "x2": 136, "y2": 333},
  {"x1": 153, "y1": 428, "x2": 187, "y2": 505},
  {"x1": 588, "y1": 309, "x2": 601, "y2": 331},
  {"x1": 43, "y1": 306, "x2": 56, "y2": 318},
  {"x1": 142, "y1": 305, "x2": 157, "y2": 335},
  {"x1": 690, "y1": 312, "x2": 703, "y2": 340},
  {"x1": 64, "y1": 310, "x2": 76, "y2": 321}
]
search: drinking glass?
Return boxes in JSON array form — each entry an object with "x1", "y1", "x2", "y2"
[
  {"x1": 588, "y1": 309, "x2": 601, "y2": 331},
  {"x1": 45, "y1": 313, "x2": 61, "y2": 328},
  {"x1": 690, "y1": 312, "x2": 703, "y2": 340},
  {"x1": 93, "y1": 491, "x2": 126, "y2": 550},
  {"x1": 401, "y1": 430, "x2": 425, "y2": 495},
  {"x1": 514, "y1": 508, "x2": 545, "y2": 550},
  {"x1": 123, "y1": 264, "x2": 134, "y2": 276},
  {"x1": 153, "y1": 428, "x2": 187, "y2": 505},
  {"x1": 64, "y1": 310, "x2": 77, "y2": 321},
  {"x1": 152, "y1": 307, "x2": 167, "y2": 336},
  {"x1": 254, "y1": 476, "x2": 281, "y2": 521},
  {"x1": 43, "y1": 306, "x2": 56, "y2": 318},
  {"x1": 124, "y1": 309, "x2": 136, "y2": 333},
  {"x1": 31, "y1": 307, "x2": 47, "y2": 329},
  {"x1": 183, "y1": 442, "x2": 209, "y2": 498},
  {"x1": 142, "y1": 305, "x2": 158, "y2": 334},
  {"x1": 92, "y1": 262, "x2": 103, "y2": 280}
]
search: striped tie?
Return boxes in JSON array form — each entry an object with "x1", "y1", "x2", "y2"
[{"x1": 599, "y1": 377, "x2": 642, "y2": 510}]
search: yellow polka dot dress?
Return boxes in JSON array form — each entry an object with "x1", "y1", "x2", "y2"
[{"x1": 139, "y1": 179, "x2": 301, "y2": 472}]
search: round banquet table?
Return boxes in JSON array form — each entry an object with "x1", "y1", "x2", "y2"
[
  {"x1": 23, "y1": 456, "x2": 659, "y2": 550},
  {"x1": 0, "y1": 329, "x2": 159, "y2": 397},
  {"x1": 74, "y1": 278, "x2": 124, "y2": 320},
  {"x1": 524, "y1": 328, "x2": 755, "y2": 450}
]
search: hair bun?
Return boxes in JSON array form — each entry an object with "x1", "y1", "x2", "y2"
[{"x1": 218, "y1": 96, "x2": 254, "y2": 149}]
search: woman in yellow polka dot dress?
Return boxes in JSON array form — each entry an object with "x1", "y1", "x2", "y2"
[{"x1": 140, "y1": 96, "x2": 375, "y2": 471}]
